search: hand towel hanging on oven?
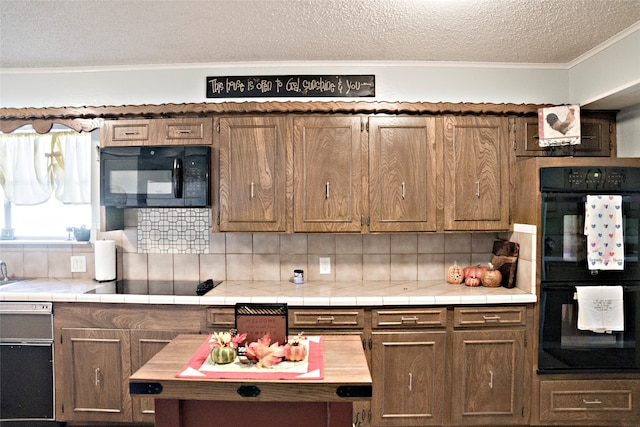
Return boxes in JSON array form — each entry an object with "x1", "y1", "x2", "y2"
[{"x1": 584, "y1": 195, "x2": 624, "y2": 270}]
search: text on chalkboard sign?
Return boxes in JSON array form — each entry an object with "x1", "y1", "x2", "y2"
[{"x1": 206, "y1": 75, "x2": 375, "y2": 98}]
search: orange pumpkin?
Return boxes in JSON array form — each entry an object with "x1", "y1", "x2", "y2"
[
  {"x1": 446, "y1": 261, "x2": 464, "y2": 284},
  {"x1": 284, "y1": 336, "x2": 307, "y2": 362}
]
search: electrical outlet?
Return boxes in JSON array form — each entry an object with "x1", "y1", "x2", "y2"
[
  {"x1": 70, "y1": 256, "x2": 86, "y2": 273},
  {"x1": 319, "y1": 257, "x2": 331, "y2": 274}
]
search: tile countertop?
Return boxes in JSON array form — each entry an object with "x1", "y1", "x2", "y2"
[{"x1": 0, "y1": 278, "x2": 537, "y2": 306}]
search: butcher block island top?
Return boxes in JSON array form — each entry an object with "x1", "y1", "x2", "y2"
[{"x1": 129, "y1": 334, "x2": 372, "y2": 402}]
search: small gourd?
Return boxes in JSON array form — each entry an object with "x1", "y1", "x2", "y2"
[
  {"x1": 284, "y1": 336, "x2": 308, "y2": 362},
  {"x1": 211, "y1": 346, "x2": 237, "y2": 364},
  {"x1": 446, "y1": 261, "x2": 464, "y2": 284}
]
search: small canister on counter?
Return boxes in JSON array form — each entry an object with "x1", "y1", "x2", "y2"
[{"x1": 293, "y1": 269, "x2": 304, "y2": 284}]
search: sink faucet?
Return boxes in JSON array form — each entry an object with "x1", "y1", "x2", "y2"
[{"x1": 0, "y1": 260, "x2": 7, "y2": 281}]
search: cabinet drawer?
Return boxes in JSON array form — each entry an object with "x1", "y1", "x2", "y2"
[
  {"x1": 205, "y1": 307, "x2": 235, "y2": 328},
  {"x1": 372, "y1": 308, "x2": 446, "y2": 328},
  {"x1": 162, "y1": 118, "x2": 212, "y2": 144},
  {"x1": 454, "y1": 306, "x2": 526, "y2": 327},
  {"x1": 105, "y1": 120, "x2": 151, "y2": 145},
  {"x1": 540, "y1": 380, "x2": 640, "y2": 423},
  {"x1": 289, "y1": 309, "x2": 365, "y2": 329}
]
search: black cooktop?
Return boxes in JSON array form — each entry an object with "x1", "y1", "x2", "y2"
[{"x1": 88, "y1": 279, "x2": 223, "y2": 296}]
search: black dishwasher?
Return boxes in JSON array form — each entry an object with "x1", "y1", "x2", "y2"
[{"x1": 0, "y1": 302, "x2": 60, "y2": 426}]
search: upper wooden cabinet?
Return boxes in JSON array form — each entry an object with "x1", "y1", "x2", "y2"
[
  {"x1": 368, "y1": 116, "x2": 438, "y2": 232},
  {"x1": 443, "y1": 116, "x2": 511, "y2": 231},
  {"x1": 293, "y1": 116, "x2": 364, "y2": 232},
  {"x1": 101, "y1": 117, "x2": 213, "y2": 147},
  {"x1": 515, "y1": 111, "x2": 614, "y2": 157},
  {"x1": 217, "y1": 116, "x2": 290, "y2": 232}
]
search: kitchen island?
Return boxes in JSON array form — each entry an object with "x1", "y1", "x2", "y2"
[{"x1": 129, "y1": 334, "x2": 372, "y2": 427}]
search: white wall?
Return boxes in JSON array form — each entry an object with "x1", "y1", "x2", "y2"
[
  {"x1": 1, "y1": 26, "x2": 638, "y2": 152},
  {"x1": 0, "y1": 62, "x2": 568, "y2": 108}
]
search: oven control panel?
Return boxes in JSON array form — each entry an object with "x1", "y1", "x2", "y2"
[{"x1": 541, "y1": 166, "x2": 640, "y2": 192}]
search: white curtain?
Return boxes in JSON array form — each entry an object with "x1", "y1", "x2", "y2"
[{"x1": 0, "y1": 131, "x2": 91, "y2": 205}]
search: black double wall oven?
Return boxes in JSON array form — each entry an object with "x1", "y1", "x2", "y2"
[{"x1": 538, "y1": 166, "x2": 640, "y2": 373}]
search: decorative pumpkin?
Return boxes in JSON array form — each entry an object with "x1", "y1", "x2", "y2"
[
  {"x1": 446, "y1": 261, "x2": 464, "y2": 284},
  {"x1": 284, "y1": 336, "x2": 308, "y2": 362},
  {"x1": 481, "y1": 262, "x2": 502, "y2": 287},
  {"x1": 464, "y1": 275, "x2": 482, "y2": 287},
  {"x1": 211, "y1": 346, "x2": 237, "y2": 364},
  {"x1": 463, "y1": 264, "x2": 487, "y2": 281}
]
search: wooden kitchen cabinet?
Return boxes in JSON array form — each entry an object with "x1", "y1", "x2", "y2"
[
  {"x1": 515, "y1": 111, "x2": 614, "y2": 157},
  {"x1": 101, "y1": 117, "x2": 213, "y2": 146},
  {"x1": 130, "y1": 329, "x2": 185, "y2": 423},
  {"x1": 443, "y1": 115, "x2": 511, "y2": 231},
  {"x1": 293, "y1": 116, "x2": 364, "y2": 232},
  {"x1": 370, "y1": 308, "x2": 447, "y2": 426},
  {"x1": 54, "y1": 303, "x2": 204, "y2": 424},
  {"x1": 288, "y1": 307, "x2": 371, "y2": 427},
  {"x1": 449, "y1": 306, "x2": 528, "y2": 425},
  {"x1": 60, "y1": 327, "x2": 132, "y2": 423},
  {"x1": 539, "y1": 379, "x2": 640, "y2": 425},
  {"x1": 218, "y1": 116, "x2": 291, "y2": 232},
  {"x1": 368, "y1": 116, "x2": 438, "y2": 232}
]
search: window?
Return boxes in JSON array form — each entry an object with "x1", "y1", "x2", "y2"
[{"x1": 0, "y1": 126, "x2": 96, "y2": 240}]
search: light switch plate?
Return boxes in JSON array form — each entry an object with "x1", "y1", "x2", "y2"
[
  {"x1": 319, "y1": 257, "x2": 331, "y2": 274},
  {"x1": 70, "y1": 256, "x2": 86, "y2": 273}
]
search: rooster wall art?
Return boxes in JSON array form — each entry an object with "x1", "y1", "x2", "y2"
[{"x1": 538, "y1": 105, "x2": 581, "y2": 147}]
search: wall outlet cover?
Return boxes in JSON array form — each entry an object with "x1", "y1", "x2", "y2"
[
  {"x1": 70, "y1": 255, "x2": 86, "y2": 273},
  {"x1": 319, "y1": 257, "x2": 331, "y2": 274}
]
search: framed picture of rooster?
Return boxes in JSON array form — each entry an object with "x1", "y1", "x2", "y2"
[{"x1": 538, "y1": 104, "x2": 581, "y2": 147}]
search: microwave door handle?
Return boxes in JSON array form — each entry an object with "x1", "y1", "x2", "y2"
[{"x1": 173, "y1": 159, "x2": 183, "y2": 198}]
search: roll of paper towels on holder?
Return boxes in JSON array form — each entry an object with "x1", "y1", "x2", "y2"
[{"x1": 95, "y1": 240, "x2": 116, "y2": 281}]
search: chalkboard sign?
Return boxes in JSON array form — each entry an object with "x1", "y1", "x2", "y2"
[{"x1": 206, "y1": 75, "x2": 375, "y2": 98}]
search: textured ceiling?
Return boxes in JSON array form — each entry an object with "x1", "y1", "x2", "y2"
[{"x1": 1, "y1": 0, "x2": 640, "y2": 69}]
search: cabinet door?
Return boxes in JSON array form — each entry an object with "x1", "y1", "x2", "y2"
[
  {"x1": 293, "y1": 116, "x2": 363, "y2": 232},
  {"x1": 130, "y1": 330, "x2": 185, "y2": 423},
  {"x1": 371, "y1": 330, "x2": 446, "y2": 426},
  {"x1": 450, "y1": 329, "x2": 526, "y2": 425},
  {"x1": 60, "y1": 328, "x2": 132, "y2": 423},
  {"x1": 219, "y1": 116, "x2": 290, "y2": 231},
  {"x1": 443, "y1": 116, "x2": 510, "y2": 231},
  {"x1": 515, "y1": 113, "x2": 613, "y2": 157},
  {"x1": 368, "y1": 116, "x2": 438, "y2": 232}
]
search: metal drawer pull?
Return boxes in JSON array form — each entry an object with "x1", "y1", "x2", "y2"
[
  {"x1": 176, "y1": 129, "x2": 193, "y2": 134},
  {"x1": 250, "y1": 182, "x2": 254, "y2": 199},
  {"x1": 408, "y1": 373, "x2": 413, "y2": 391},
  {"x1": 401, "y1": 316, "x2": 419, "y2": 323},
  {"x1": 583, "y1": 399, "x2": 602, "y2": 404},
  {"x1": 95, "y1": 367, "x2": 101, "y2": 386},
  {"x1": 401, "y1": 182, "x2": 406, "y2": 199},
  {"x1": 489, "y1": 370, "x2": 494, "y2": 389},
  {"x1": 475, "y1": 181, "x2": 480, "y2": 197},
  {"x1": 325, "y1": 182, "x2": 330, "y2": 199},
  {"x1": 482, "y1": 315, "x2": 501, "y2": 321},
  {"x1": 122, "y1": 131, "x2": 139, "y2": 136},
  {"x1": 316, "y1": 316, "x2": 335, "y2": 323}
]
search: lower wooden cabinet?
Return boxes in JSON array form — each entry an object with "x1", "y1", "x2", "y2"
[
  {"x1": 450, "y1": 329, "x2": 527, "y2": 425},
  {"x1": 371, "y1": 330, "x2": 446, "y2": 426},
  {"x1": 60, "y1": 328, "x2": 132, "y2": 423},
  {"x1": 130, "y1": 329, "x2": 185, "y2": 423},
  {"x1": 539, "y1": 379, "x2": 640, "y2": 426},
  {"x1": 54, "y1": 303, "x2": 204, "y2": 424}
]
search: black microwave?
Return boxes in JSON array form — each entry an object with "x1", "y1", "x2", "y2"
[{"x1": 100, "y1": 145, "x2": 211, "y2": 208}]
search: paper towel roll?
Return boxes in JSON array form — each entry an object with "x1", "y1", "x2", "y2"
[{"x1": 95, "y1": 240, "x2": 116, "y2": 281}]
